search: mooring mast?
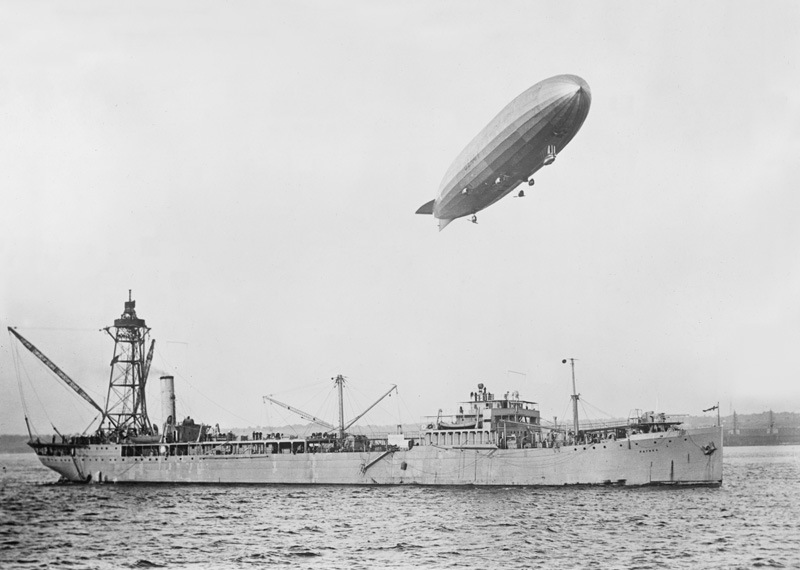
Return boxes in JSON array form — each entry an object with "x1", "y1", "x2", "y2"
[{"x1": 102, "y1": 291, "x2": 155, "y2": 435}]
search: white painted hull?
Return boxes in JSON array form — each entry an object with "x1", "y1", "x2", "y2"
[{"x1": 37, "y1": 426, "x2": 722, "y2": 487}]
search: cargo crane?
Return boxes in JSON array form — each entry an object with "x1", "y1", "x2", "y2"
[
  {"x1": 261, "y1": 395, "x2": 336, "y2": 432},
  {"x1": 8, "y1": 327, "x2": 107, "y2": 424},
  {"x1": 9, "y1": 291, "x2": 158, "y2": 438},
  {"x1": 264, "y1": 376, "x2": 397, "y2": 440}
]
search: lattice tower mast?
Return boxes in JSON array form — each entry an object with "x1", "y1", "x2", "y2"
[{"x1": 102, "y1": 291, "x2": 152, "y2": 434}]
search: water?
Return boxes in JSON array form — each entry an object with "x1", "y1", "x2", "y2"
[{"x1": 1, "y1": 447, "x2": 798, "y2": 569}]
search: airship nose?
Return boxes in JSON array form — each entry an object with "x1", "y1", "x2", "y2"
[
  {"x1": 573, "y1": 76, "x2": 591, "y2": 106},
  {"x1": 548, "y1": 74, "x2": 591, "y2": 118},
  {"x1": 555, "y1": 75, "x2": 591, "y2": 104}
]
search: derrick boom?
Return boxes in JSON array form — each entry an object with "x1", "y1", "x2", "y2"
[
  {"x1": 344, "y1": 384, "x2": 397, "y2": 431},
  {"x1": 262, "y1": 395, "x2": 336, "y2": 431},
  {"x1": 7, "y1": 327, "x2": 106, "y2": 419},
  {"x1": 142, "y1": 339, "x2": 156, "y2": 388}
]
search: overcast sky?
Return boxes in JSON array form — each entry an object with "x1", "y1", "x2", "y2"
[{"x1": 2, "y1": 1, "x2": 798, "y2": 436}]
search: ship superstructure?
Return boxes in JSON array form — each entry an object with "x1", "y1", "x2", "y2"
[{"x1": 10, "y1": 295, "x2": 723, "y2": 486}]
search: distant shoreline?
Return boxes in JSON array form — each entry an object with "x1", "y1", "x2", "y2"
[{"x1": 0, "y1": 435, "x2": 33, "y2": 454}]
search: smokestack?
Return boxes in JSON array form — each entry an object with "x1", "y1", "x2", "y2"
[{"x1": 160, "y1": 376, "x2": 176, "y2": 429}]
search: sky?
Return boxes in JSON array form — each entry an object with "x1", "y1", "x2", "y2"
[{"x1": 1, "y1": 1, "x2": 799, "y2": 436}]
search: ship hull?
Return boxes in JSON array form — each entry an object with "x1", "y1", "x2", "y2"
[{"x1": 35, "y1": 426, "x2": 722, "y2": 487}]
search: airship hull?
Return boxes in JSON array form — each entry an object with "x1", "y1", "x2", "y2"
[{"x1": 420, "y1": 74, "x2": 591, "y2": 229}]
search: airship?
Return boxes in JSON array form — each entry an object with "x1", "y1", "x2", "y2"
[{"x1": 416, "y1": 74, "x2": 591, "y2": 230}]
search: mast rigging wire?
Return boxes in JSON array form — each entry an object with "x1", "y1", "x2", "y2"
[
  {"x1": 154, "y1": 346, "x2": 260, "y2": 426},
  {"x1": 11, "y1": 338, "x2": 35, "y2": 437}
]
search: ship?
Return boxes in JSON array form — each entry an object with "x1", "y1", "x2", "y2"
[
  {"x1": 724, "y1": 410, "x2": 800, "y2": 446},
  {"x1": 9, "y1": 294, "x2": 723, "y2": 486}
]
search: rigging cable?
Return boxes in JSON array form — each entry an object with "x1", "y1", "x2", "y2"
[
  {"x1": 394, "y1": 388, "x2": 424, "y2": 431},
  {"x1": 10, "y1": 327, "x2": 100, "y2": 332},
  {"x1": 579, "y1": 396, "x2": 615, "y2": 419},
  {"x1": 155, "y1": 345, "x2": 260, "y2": 427},
  {"x1": 10, "y1": 337, "x2": 35, "y2": 438},
  {"x1": 11, "y1": 339, "x2": 60, "y2": 436},
  {"x1": 262, "y1": 380, "x2": 339, "y2": 435},
  {"x1": 559, "y1": 399, "x2": 572, "y2": 432},
  {"x1": 579, "y1": 397, "x2": 619, "y2": 430},
  {"x1": 337, "y1": 376, "x2": 401, "y2": 436}
]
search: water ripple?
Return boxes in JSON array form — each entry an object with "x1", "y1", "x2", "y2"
[{"x1": 1, "y1": 447, "x2": 799, "y2": 569}]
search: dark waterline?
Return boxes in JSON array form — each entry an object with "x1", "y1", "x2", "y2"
[{"x1": 1, "y1": 447, "x2": 798, "y2": 569}]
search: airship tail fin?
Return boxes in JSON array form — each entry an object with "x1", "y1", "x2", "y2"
[
  {"x1": 415, "y1": 199, "x2": 435, "y2": 215},
  {"x1": 438, "y1": 218, "x2": 453, "y2": 231}
]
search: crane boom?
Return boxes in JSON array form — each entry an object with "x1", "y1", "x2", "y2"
[
  {"x1": 262, "y1": 395, "x2": 336, "y2": 431},
  {"x1": 344, "y1": 384, "x2": 397, "y2": 431},
  {"x1": 130, "y1": 339, "x2": 155, "y2": 419},
  {"x1": 142, "y1": 339, "x2": 155, "y2": 387},
  {"x1": 8, "y1": 327, "x2": 106, "y2": 419}
]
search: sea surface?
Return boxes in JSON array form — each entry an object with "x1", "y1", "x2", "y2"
[{"x1": 1, "y1": 446, "x2": 798, "y2": 569}]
